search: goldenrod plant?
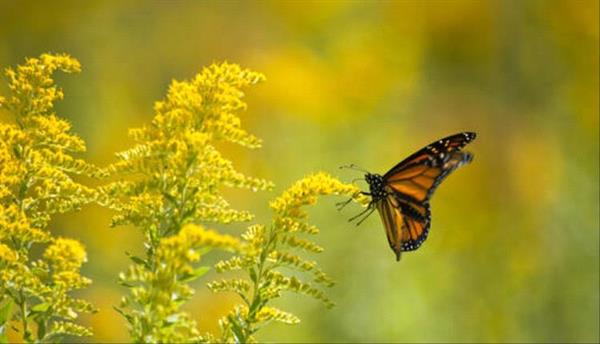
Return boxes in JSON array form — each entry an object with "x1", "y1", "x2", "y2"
[
  {"x1": 116, "y1": 224, "x2": 242, "y2": 343},
  {"x1": 100, "y1": 63, "x2": 273, "y2": 342},
  {"x1": 211, "y1": 173, "x2": 368, "y2": 342},
  {"x1": 1, "y1": 54, "x2": 369, "y2": 343},
  {"x1": 0, "y1": 54, "x2": 97, "y2": 342}
]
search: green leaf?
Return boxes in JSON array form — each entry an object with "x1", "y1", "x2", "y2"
[
  {"x1": 30, "y1": 303, "x2": 50, "y2": 313},
  {"x1": 31, "y1": 266, "x2": 48, "y2": 279},
  {"x1": 118, "y1": 280, "x2": 135, "y2": 288},
  {"x1": 0, "y1": 302, "x2": 10, "y2": 344},
  {"x1": 196, "y1": 247, "x2": 212, "y2": 256},
  {"x1": 228, "y1": 314, "x2": 245, "y2": 343},
  {"x1": 179, "y1": 266, "x2": 210, "y2": 282},
  {"x1": 113, "y1": 306, "x2": 134, "y2": 325},
  {"x1": 0, "y1": 300, "x2": 13, "y2": 324},
  {"x1": 125, "y1": 252, "x2": 149, "y2": 268},
  {"x1": 249, "y1": 268, "x2": 257, "y2": 283},
  {"x1": 181, "y1": 208, "x2": 196, "y2": 221},
  {"x1": 162, "y1": 191, "x2": 178, "y2": 205},
  {"x1": 248, "y1": 295, "x2": 262, "y2": 316},
  {"x1": 36, "y1": 318, "x2": 47, "y2": 340}
]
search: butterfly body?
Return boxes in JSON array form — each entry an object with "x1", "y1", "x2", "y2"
[
  {"x1": 365, "y1": 173, "x2": 386, "y2": 201},
  {"x1": 356, "y1": 132, "x2": 476, "y2": 261}
]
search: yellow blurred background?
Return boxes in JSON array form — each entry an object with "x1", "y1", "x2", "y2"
[{"x1": 1, "y1": 0, "x2": 598, "y2": 342}]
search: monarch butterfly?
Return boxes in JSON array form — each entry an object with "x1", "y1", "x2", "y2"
[{"x1": 340, "y1": 132, "x2": 476, "y2": 261}]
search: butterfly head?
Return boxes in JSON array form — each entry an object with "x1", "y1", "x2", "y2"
[{"x1": 365, "y1": 173, "x2": 386, "y2": 201}]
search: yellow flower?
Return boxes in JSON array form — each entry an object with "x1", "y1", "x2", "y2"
[
  {"x1": 52, "y1": 270, "x2": 91, "y2": 288},
  {"x1": 105, "y1": 62, "x2": 272, "y2": 235},
  {"x1": 255, "y1": 307, "x2": 300, "y2": 325},
  {"x1": 270, "y1": 172, "x2": 369, "y2": 217},
  {"x1": 181, "y1": 224, "x2": 241, "y2": 250},
  {"x1": 2, "y1": 53, "x2": 80, "y2": 117},
  {"x1": 0, "y1": 53, "x2": 101, "y2": 342},
  {"x1": 0, "y1": 243, "x2": 17, "y2": 263},
  {"x1": 0, "y1": 204, "x2": 51, "y2": 245},
  {"x1": 44, "y1": 237, "x2": 87, "y2": 271},
  {"x1": 107, "y1": 62, "x2": 273, "y2": 342},
  {"x1": 213, "y1": 173, "x2": 365, "y2": 342},
  {"x1": 156, "y1": 224, "x2": 242, "y2": 265}
]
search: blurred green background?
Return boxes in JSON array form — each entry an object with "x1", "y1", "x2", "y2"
[{"x1": 1, "y1": 0, "x2": 598, "y2": 342}]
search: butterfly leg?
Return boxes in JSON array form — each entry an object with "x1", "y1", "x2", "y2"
[
  {"x1": 347, "y1": 204, "x2": 374, "y2": 223},
  {"x1": 355, "y1": 207, "x2": 376, "y2": 226},
  {"x1": 336, "y1": 191, "x2": 369, "y2": 211},
  {"x1": 335, "y1": 198, "x2": 353, "y2": 211}
]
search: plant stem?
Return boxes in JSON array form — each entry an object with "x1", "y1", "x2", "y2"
[
  {"x1": 240, "y1": 225, "x2": 278, "y2": 341},
  {"x1": 18, "y1": 295, "x2": 29, "y2": 343}
]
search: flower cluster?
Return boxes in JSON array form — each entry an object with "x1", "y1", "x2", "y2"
[
  {"x1": 102, "y1": 63, "x2": 272, "y2": 239},
  {"x1": 0, "y1": 54, "x2": 96, "y2": 342},
  {"x1": 211, "y1": 172, "x2": 367, "y2": 342},
  {"x1": 0, "y1": 235, "x2": 95, "y2": 342},
  {"x1": 2, "y1": 54, "x2": 373, "y2": 344},
  {"x1": 103, "y1": 62, "x2": 273, "y2": 341},
  {"x1": 117, "y1": 224, "x2": 240, "y2": 343},
  {"x1": 0, "y1": 54, "x2": 81, "y2": 118}
]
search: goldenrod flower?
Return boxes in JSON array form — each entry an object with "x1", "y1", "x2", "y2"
[
  {"x1": 0, "y1": 53, "x2": 96, "y2": 342},
  {"x1": 44, "y1": 238, "x2": 87, "y2": 272},
  {"x1": 255, "y1": 307, "x2": 300, "y2": 325},
  {"x1": 108, "y1": 62, "x2": 272, "y2": 342},
  {"x1": 213, "y1": 172, "x2": 366, "y2": 342},
  {"x1": 0, "y1": 204, "x2": 50, "y2": 247},
  {"x1": 117, "y1": 224, "x2": 239, "y2": 343},
  {"x1": 103, "y1": 62, "x2": 272, "y2": 235},
  {"x1": 1, "y1": 53, "x2": 80, "y2": 117},
  {"x1": 270, "y1": 171, "x2": 369, "y2": 216},
  {"x1": 0, "y1": 243, "x2": 17, "y2": 263}
]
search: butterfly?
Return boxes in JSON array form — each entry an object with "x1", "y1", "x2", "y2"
[{"x1": 339, "y1": 132, "x2": 476, "y2": 261}]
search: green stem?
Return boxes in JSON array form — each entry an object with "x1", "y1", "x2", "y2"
[
  {"x1": 240, "y1": 225, "x2": 278, "y2": 341},
  {"x1": 135, "y1": 160, "x2": 194, "y2": 341},
  {"x1": 18, "y1": 295, "x2": 30, "y2": 343}
]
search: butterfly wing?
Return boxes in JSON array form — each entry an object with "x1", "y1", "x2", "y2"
[
  {"x1": 384, "y1": 132, "x2": 476, "y2": 178},
  {"x1": 380, "y1": 132, "x2": 475, "y2": 258},
  {"x1": 384, "y1": 132, "x2": 476, "y2": 203},
  {"x1": 375, "y1": 194, "x2": 405, "y2": 261},
  {"x1": 376, "y1": 190, "x2": 432, "y2": 261}
]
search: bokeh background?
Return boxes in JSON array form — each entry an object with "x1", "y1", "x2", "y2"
[{"x1": 1, "y1": 0, "x2": 598, "y2": 342}]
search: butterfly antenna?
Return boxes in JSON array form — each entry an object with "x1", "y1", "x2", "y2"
[
  {"x1": 339, "y1": 164, "x2": 369, "y2": 173},
  {"x1": 351, "y1": 177, "x2": 365, "y2": 185}
]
